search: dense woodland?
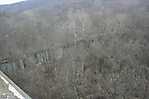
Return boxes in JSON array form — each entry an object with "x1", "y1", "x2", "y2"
[{"x1": 0, "y1": 0, "x2": 149, "y2": 99}]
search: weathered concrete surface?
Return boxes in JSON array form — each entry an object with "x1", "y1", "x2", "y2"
[
  {"x1": 0, "y1": 71, "x2": 31, "y2": 99},
  {"x1": 0, "y1": 78, "x2": 18, "y2": 99},
  {"x1": 0, "y1": 0, "x2": 149, "y2": 99}
]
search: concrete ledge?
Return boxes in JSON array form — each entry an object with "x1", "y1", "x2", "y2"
[{"x1": 0, "y1": 71, "x2": 31, "y2": 99}]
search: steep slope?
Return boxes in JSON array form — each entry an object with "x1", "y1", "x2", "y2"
[{"x1": 0, "y1": 0, "x2": 149, "y2": 99}]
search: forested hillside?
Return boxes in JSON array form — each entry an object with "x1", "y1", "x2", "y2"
[{"x1": 0, "y1": 0, "x2": 149, "y2": 99}]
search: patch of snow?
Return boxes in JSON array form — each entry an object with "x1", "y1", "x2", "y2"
[{"x1": 8, "y1": 84, "x2": 25, "y2": 99}]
